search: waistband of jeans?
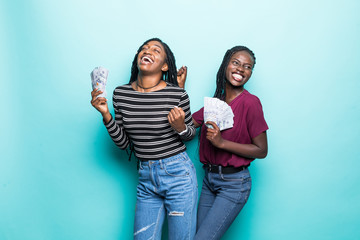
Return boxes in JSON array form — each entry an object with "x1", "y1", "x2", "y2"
[
  {"x1": 203, "y1": 164, "x2": 249, "y2": 174},
  {"x1": 139, "y1": 151, "x2": 188, "y2": 163}
]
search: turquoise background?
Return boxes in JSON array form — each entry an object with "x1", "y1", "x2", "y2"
[{"x1": 1, "y1": 0, "x2": 360, "y2": 239}]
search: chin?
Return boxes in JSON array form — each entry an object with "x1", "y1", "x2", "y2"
[{"x1": 228, "y1": 80, "x2": 242, "y2": 88}]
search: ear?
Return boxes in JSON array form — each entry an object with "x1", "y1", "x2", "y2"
[{"x1": 161, "y1": 63, "x2": 168, "y2": 72}]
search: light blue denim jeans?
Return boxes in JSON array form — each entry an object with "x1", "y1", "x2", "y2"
[
  {"x1": 134, "y1": 152, "x2": 198, "y2": 240},
  {"x1": 195, "y1": 167, "x2": 251, "y2": 240}
]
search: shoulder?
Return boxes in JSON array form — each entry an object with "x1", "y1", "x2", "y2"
[
  {"x1": 112, "y1": 84, "x2": 134, "y2": 102},
  {"x1": 114, "y1": 83, "x2": 132, "y2": 90},
  {"x1": 164, "y1": 82, "x2": 186, "y2": 93},
  {"x1": 113, "y1": 83, "x2": 132, "y2": 94},
  {"x1": 163, "y1": 83, "x2": 189, "y2": 98},
  {"x1": 241, "y1": 90, "x2": 263, "y2": 107}
]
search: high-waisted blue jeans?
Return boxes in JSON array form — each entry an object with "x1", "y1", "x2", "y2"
[
  {"x1": 134, "y1": 152, "x2": 198, "y2": 240},
  {"x1": 195, "y1": 167, "x2": 252, "y2": 240}
]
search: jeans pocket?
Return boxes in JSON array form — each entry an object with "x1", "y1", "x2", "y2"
[
  {"x1": 219, "y1": 169, "x2": 251, "y2": 182},
  {"x1": 164, "y1": 160, "x2": 190, "y2": 177}
]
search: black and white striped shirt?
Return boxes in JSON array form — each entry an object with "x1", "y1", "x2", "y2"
[{"x1": 104, "y1": 83, "x2": 195, "y2": 160}]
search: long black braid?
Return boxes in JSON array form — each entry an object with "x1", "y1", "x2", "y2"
[
  {"x1": 213, "y1": 46, "x2": 256, "y2": 99},
  {"x1": 126, "y1": 38, "x2": 178, "y2": 166},
  {"x1": 129, "y1": 38, "x2": 178, "y2": 86}
]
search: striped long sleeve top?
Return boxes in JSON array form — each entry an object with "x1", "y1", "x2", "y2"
[{"x1": 104, "y1": 83, "x2": 196, "y2": 160}]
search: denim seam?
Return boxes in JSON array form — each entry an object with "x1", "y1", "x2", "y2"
[
  {"x1": 151, "y1": 204, "x2": 164, "y2": 240},
  {"x1": 211, "y1": 200, "x2": 237, "y2": 240},
  {"x1": 187, "y1": 163, "x2": 197, "y2": 240}
]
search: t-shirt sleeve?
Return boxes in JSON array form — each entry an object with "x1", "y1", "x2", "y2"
[
  {"x1": 103, "y1": 88, "x2": 130, "y2": 149},
  {"x1": 192, "y1": 107, "x2": 204, "y2": 126},
  {"x1": 246, "y1": 97, "x2": 269, "y2": 139},
  {"x1": 178, "y1": 91, "x2": 196, "y2": 141}
]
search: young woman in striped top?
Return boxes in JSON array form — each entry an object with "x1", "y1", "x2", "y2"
[{"x1": 90, "y1": 38, "x2": 197, "y2": 239}]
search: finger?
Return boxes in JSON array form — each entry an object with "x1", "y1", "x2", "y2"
[
  {"x1": 91, "y1": 88, "x2": 98, "y2": 97},
  {"x1": 168, "y1": 112, "x2": 175, "y2": 122},
  {"x1": 94, "y1": 97, "x2": 107, "y2": 103},
  {"x1": 206, "y1": 134, "x2": 214, "y2": 141},
  {"x1": 97, "y1": 98, "x2": 107, "y2": 104},
  {"x1": 182, "y1": 66, "x2": 187, "y2": 79},
  {"x1": 177, "y1": 107, "x2": 185, "y2": 117},
  {"x1": 177, "y1": 67, "x2": 184, "y2": 76},
  {"x1": 172, "y1": 107, "x2": 181, "y2": 115},
  {"x1": 175, "y1": 106, "x2": 183, "y2": 112},
  {"x1": 167, "y1": 114, "x2": 172, "y2": 123},
  {"x1": 205, "y1": 121, "x2": 219, "y2": 130},
  {"x1": 169, "y1": 109, "x2": 176, "y2": 117},
  {"x1": 175, "y1": 106, "x2": 185, "y2": 116},
  {"x1": 92, "y1": 97, "x2": 107, "y2": 106},
  {"x1": 91, "y1": 90, "x2": 103, "y2": 100}
]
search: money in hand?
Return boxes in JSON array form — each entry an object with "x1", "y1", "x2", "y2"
[
  {"x1": 204, "y1": 97, "x2": 234, "y2": 131},
  {"x1": 91, "y1": 67, "x2": 109, "y2": 98}
]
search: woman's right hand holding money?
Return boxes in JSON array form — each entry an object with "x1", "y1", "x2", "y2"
[{"x1": 91, "y1": 89, "x2": 112, "y2": 124}]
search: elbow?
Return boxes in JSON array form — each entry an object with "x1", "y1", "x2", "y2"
[
  {"x1": 256, "y1": 147, "x2": 267, "y2": 159},
  {"x1": 257, "y1": 148, "x2": 268, "y2": 159},
  {"x1": 116, "y1": 140, "x2": 130, "y2": 150}
]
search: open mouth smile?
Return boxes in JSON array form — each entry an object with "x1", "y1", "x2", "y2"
[
  {"x1": 140, "y1": 55, "x2": 154, "y2": 64},
  {"x1": 232, "y1": 73, "x2": 244, "y2": 81}
]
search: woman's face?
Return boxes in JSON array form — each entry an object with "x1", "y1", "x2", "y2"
[
  {"x1": 225, "y1": 50, "x2": 254, "y2": 88},
  {"x1": 137, "y1": 40, "x2": 168, "y2": 74}
]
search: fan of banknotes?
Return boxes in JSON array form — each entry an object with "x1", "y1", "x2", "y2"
[
  {"x1": 91, "y1": 66, "x2": 109, "y2": 98},
  {"x1": 204, "y1": 97, "x2": 234, "y2": 131}
]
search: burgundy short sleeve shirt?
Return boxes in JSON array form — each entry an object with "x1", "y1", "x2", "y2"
[{"x1": 192, "y1": 90, "x2": 268, "y2": 167}]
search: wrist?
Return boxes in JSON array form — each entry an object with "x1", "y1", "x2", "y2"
[
  {"x1": 177, "y1": 125, "x2": 188, "y2": 135},
  {"x1": 102, "y1": 112, "x2": 112, "y2": 124},
  {"x1": 217, "y1": 139, "x2": 226, "y2": 149}
]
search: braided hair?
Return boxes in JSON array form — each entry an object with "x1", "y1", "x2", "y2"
[
  {"x1": 213, "y1": 46, "x2": 256, "y2": 99},
  {"x1": 129, "y1": 38, "x2": 178, "y2": 86}
]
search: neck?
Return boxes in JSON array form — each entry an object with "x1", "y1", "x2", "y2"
[
  {"x1": 225, "y1": 83, "x2": 244, "y2": 103},
  {"x1": 135, "y1": 74, "x2": 164, "y2": 92}
]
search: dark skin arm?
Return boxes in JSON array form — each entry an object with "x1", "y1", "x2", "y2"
[
  {"x1": 195, "y1": 120, "x2": 268, "y2": 159},
  {"x1": 90, "y1": 89, "x2": 112, "y2": 124}
]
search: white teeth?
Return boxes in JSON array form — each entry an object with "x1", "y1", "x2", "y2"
[
  {"x1": 232, "y1": 73, "x2": 243, "y2": 80},
  {"x1": 142, "y1": 56, "x2": 153, "y2": 63}
]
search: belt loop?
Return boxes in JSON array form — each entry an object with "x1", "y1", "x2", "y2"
[
  {"x1": 159, "y1": 160, "x2": 163, "y2": 169},
  {"x1": 219, "y1": 165, "x2": 222, "y2": 175}
]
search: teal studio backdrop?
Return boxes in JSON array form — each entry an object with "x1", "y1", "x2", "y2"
[{"x1": 1, "y1": 0, "x2": 360, "y2": 239}]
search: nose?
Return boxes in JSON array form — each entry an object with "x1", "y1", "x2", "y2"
[
  {"x1": 143, "y1": 48, "x2": 150, "y2": 54},
  {"x1": 236, "y1": 65, "x2": 245, "y2": 72}
]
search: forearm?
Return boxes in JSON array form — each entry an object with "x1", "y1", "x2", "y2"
[
  {"x1": 218, "y1": 140, "x2": 267, "y2": 159},
  {"x1": 102, "y1": 111, "x2": 112, "y2": 124},
  {"x1": 104, "y1": 115, "x2": 130, "y2": 149},
  {"x1": 178, "y1": 92, "x2": 196, "y2": 140},
  {"x1": 178, "y1": 112, "x2": 196, "y2": 141}
]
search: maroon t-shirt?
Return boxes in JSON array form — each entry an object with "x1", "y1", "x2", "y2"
[{"x1": 192, "y1": 90, "x2": 268, "y2": 167}]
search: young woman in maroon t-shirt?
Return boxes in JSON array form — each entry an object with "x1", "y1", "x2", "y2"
[{"x1": 180, "y1": 46, "x2": 268, "y2": 239}]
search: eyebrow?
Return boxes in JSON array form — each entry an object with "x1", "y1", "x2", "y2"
[
  {"x1": 143, "y1": 43, "x2": 163, "y2": 50},
  {"x1": 154, "y1": 44, "x2": 163, "y2": 50},
  {"x1": 232, "y1": 57, "x2": 253, "y2": 65}
]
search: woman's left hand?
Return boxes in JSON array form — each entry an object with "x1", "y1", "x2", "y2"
[
  {"x1": 177, "y1": 66, "x2": 187, "y2": 89},
  {"x1": 168, "y1": 107, "x2": 186, "y2": 133},
  {"x1": 206, "y1": 121, "x2": 224, "y2": 148}
]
